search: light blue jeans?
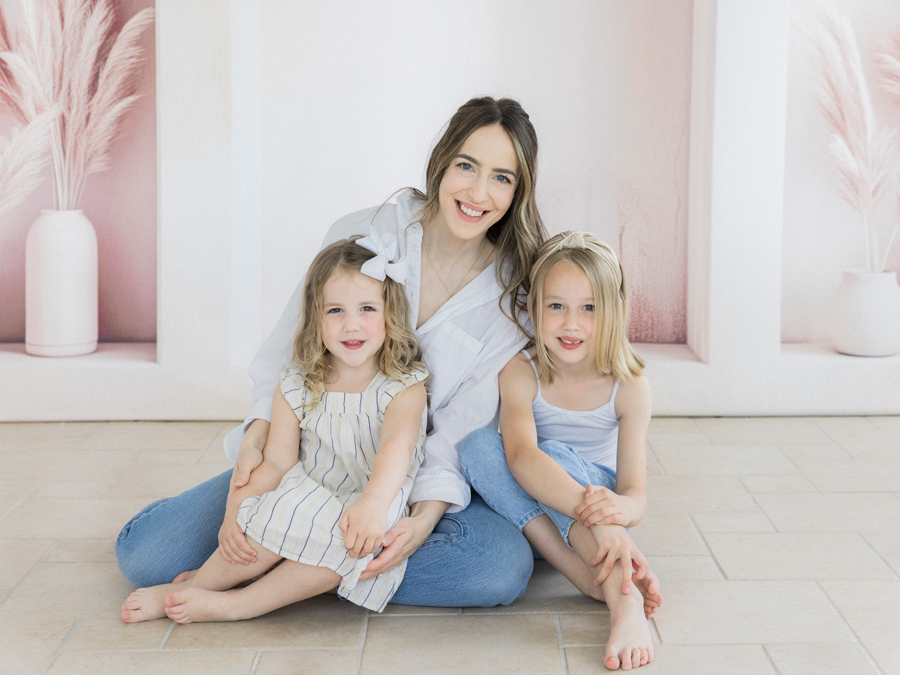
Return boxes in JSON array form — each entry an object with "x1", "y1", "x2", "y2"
[
  {"x1": 458, "y1": 429, "x2": 617, "y2": 545},
  {"x1": 115, "y1": 469, "x2": 533, "y2": 607}
]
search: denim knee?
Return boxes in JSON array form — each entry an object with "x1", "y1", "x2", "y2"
[{"x1": 457, "y1": 428, "x2": 505, "y2": 482}]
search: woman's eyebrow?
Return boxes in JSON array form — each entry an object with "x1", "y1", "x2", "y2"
[{"x1": 457, "y1": 153, "x2": 518, "y2": 179}]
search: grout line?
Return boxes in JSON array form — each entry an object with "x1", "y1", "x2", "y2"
[
  {"x1": 856, "y1": 534, "x2": 900, "y2": 580},
  {"x1": 95, "y1": 450, "x2": 141, "y2": 498},
  {"x1": 248, "y1": 650, "x2": 263, "y2": 675},
  {"x1": 646, "y1": 444, "x2": 667, "y2": 476},
  {"x1": 40, "y1": 618, "x2": 80, "y2": 675},
  {"x1": 74, "y1": 422, "x2": 107, "y2": 452},
  {"x1": 194, "y1": 422, "x2": 229, "y2": 465},
  {"x1": 777, "y1": 449, "x2": 822, "y2": 494},
  {"x1": 0, "y1": 484, "x2": 41, "y2": 524},
  {"x1": 814, "y1": 581, "x2": 887, "y2": 675},
  {"x1": 760, "y1": 644, "x2": 782, "y2": 674},
  {"x1": 746, "y1": 491, "x2": 781, "y2": 533},
  {"x1": 686, "y1": 515, "x2": 728, "y2": 580},
  {"x1": 62, "y1": 647, "x2": 360, "y2": 653},
  {"x1": 158, "y1": 620, "x2": 176, "y2": 649},
  {"x1": 554, "y1": 614, "x2": 569, "y2": 675},
  {"x1": 355, "y1": 610, "x2": 369, "y2": 675},
  {"x1": 0, "y1": 540, "x2": 60, "y2": 610}
]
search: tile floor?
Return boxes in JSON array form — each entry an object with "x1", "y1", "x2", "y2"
[{"x1": 0, "y1": 417, "x2": 898, "y2": 674}]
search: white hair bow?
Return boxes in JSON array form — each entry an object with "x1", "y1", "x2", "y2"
[{"x1": 356, "y1": 227, "x2": 409, "y2": 284}]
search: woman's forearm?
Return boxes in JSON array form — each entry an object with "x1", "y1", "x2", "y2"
[{"x1": 409, "y1": 499, "x2": 450, "y2": 531}]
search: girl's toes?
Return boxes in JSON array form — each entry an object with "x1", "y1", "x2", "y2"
[{"x1": 604, "y1": 651, "x2": 620, "y2": 670}]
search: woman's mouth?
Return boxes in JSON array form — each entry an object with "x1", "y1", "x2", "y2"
[
  {"x1": 456, "y1": 200, "x2": 487, "y2": 222},
  {"x1": 557, "y1": 337, "x2": 583, "y2": 350}
]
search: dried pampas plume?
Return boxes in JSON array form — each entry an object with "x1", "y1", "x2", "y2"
[
  {"x1": 0, "y1": 0, "x2": 154, "y2": 211},
  {"x1": 804, "y1": 8, "x2": 896, "y2": 272},
  {"x1": 876, "y1": 32, "x2": 900, "y2": 269},
  {"x1": 0, "y1": 108, "x2": 54, "y2": 217}
]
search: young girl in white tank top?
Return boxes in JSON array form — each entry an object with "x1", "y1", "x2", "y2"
[{"x1": 459, "y1": 230, "x2": 661, "y2": 672}]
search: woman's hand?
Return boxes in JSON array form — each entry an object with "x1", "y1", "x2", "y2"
[
  {"x1": 588, "y1": 524, "x2": 649, "y2": 594},
  {"x1": 217, "y1": 508, "x2": 257, "y2": 565},
  {"x1": 231, "y1": 419, "x2": 270, "y2": 490},
  {"x1": 340, "y1": 497, "x2": 389, "y2": 559},
  {"x1": 357, "y1": 500, "x2": 448, "y2": 581},
  {"x1": 575, "y1": 485, "x2": 630, "y2": 527}
]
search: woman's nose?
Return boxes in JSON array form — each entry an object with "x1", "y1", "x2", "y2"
[{"x1": 468, "y1": 175, "x2": 489, "y2": 203}]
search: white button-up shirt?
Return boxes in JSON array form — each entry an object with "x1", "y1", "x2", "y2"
[{"x1": 224, "y1": 190, "x2": 528, "y2": 512}]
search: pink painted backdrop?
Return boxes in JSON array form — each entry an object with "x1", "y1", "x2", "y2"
[{"x1": 0, "y1": 0, "x2": 156, "y2": 343}]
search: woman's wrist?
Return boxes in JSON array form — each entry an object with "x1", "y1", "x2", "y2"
[
  {"x1": 245, "y1": 418, "x2": 270, "y2": 449},
  {"x1": 409, "y1": 499, "x2": 450, "y2": 531}
]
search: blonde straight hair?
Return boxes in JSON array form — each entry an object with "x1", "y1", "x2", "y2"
[
  {"x1": 293, "y1": 238, "x2": 424, "y2": 409},
  {"x1": 527, "y1": 230, "x2": 644, "y2": 383}
]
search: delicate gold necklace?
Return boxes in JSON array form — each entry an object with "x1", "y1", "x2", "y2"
[{"x1": 424, "y1": 237, "x2": 488, "y2": 300}]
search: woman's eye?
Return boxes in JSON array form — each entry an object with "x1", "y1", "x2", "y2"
[
  {"x1": 458, "y1": 162, "x2": 473, "y2": 171},
  {"x1": 496, "y1": 174, "x2": 512, "y2": 184}
]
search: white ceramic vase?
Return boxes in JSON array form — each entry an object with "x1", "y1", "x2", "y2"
[
  {"x1": 25, "y1": 210, "x2": 98, "y2": 357},
  {"x1": 824, "y1": 269, "x2": 900, "y2": 357}
]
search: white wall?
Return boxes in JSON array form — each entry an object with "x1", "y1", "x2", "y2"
[{"x1": 782, "y1": 0, "x2": 900, "y2": 343}]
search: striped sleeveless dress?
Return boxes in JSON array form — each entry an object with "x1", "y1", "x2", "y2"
[{"x1": 236, "y1": 364, "x2": 428, "y2": 612}]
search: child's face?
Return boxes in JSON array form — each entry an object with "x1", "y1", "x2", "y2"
[
  {"x1": 321, "y1": 270, "x2": 387, "y2": 372},
  {"x1": 539, "y1": 261, "x2": 596, "y2": 370}
]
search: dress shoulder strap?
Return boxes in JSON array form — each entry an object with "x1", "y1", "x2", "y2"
[
  {"x1": 520, "y1": 349, "x2": 541, "y2": 393},
  {"x1": 609, "y1": 380, "x2": 620, "y2": 407}
]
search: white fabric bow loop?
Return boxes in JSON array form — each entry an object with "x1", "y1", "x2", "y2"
[{"x1": 356, "y1": 227, "x2": 409, "y2": 284}]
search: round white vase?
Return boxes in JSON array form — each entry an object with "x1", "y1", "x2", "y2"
[
  {"x1": 824, "y1": 269, "x2": 900, "y2": 357},
  {"x1": 25, "y1": 210, "x2": 98, "y2": 357}
]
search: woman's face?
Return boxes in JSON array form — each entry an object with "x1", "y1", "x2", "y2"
[{"x1": 433, "y1": 124, "x2": 519, "y2": 243}]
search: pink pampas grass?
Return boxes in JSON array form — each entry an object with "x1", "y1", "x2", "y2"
[
  {"x1": 0, "y1": 0, "x2": 154, "y2": 210},
  {"x1": 805, "y1": 8, "x2": 896, "y2": 273},
  {"x1": 0, "y1": 108, "x2": 54, "y2": 216}
]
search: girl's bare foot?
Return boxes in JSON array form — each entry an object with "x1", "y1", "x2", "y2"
[
  {"x1": 121, "y1": 585, "x2": 175, "y2": 623},
  {"x1": 604, "y1": 582, "x2": 654, "y2": 670},
  {"x1": 165, "y1": 587, "x2": 243, "y2": 624},
  {"x1": 171, "y1": 569, "x2": 197, "y2": 583},
  {"x1": 633, "y1": 571, "x2": 662, "y2": 618}
]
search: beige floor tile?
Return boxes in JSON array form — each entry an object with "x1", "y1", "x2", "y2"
[
  {"x1": 629, "y1": 513, "x2": 708, "y2": 556},
  {"x1": 755, "y1": 493, "x2": 900, "y2": 533},
  {"x1": 646, "y1": 556, "x2": 722, "y2": 581},
  {"x1": 653, "y1": 581, "x2": 852, "y2": 644},
  {"x1": 647, "y1": 476, "x2": 759, "y2": 513},
  {"x1": 2, "y1": 498, "x2": 150, "y2": 539},
  {"x1": 565, "y1": 645, "x2": 773, "y2": 675},
  {"x1": 692, "y1": 511, "x2": 775, "y2": 533},
  {"x1": 779, "y1": 443, "x2": 852, "y2": 461},
  {"x1": 652, "y1": 444, "x2": 798, "y2": 476},
  {"x1": 197, "y1": 424, "x2": 238, "y2": 464},
  {"x1": 464, "y1": 560, "x2": 600, "y2": 614},
  {"x1": 65, "y1": 617, "x2": 171, "y2": 651},
  {"x1": 165, "y1": 595, "x2": 365, "y2": 649},
  {"x1": 841, "y1": 609, "x2": 900, "y2": 674},
  {"x1": 809, "y1": 416, "x2": 881, "y2": 434},
  {"x1": 0, "y1": 539, "x2": 55, "y2": 587},
  {"x1": 558, "y1": 612, "x2": 612, "y2": 646},
  {"x1": 861, "y1": 531, "x2": 900, "y2": 573},
  {"x1": 741, "y1": 475, "x2": 817, "y2": 493},
  {"x1": 31, "y1": 481, "x2": 110, "y2": 499},
  {"x1": 646, "y1": 448, "x2": 664, "y2": 476},
  {"x1": 45, "y1": 539, "x2": 119, "y2": 563},
  {"x1": 791, "y1": 455, "x2": 900, "y2": 492},
  {"x1": 47, "y1": 650, "x2": 257, "y2": 675},
  {"x1": 819, "y1": 580, "x2": 900, "y2": 609},
  {"x1": 0, "y1": 422, "x2": 101, "y2": 452},
  {"x1": 765, "y1": 643, "x2": 879, "y2": 675},
  {"x1": 0, "y1": 481, "x2": 39, "y2": 516},
  {"x1": 100, "y1": 463, "x2": 230, "y2": 500},
  {"x1": 133, "y1": 449, "x2": 206, "y2": 464},
  {"x1": 649, "y1": 418, "x2": 699, "y2": 434},
  {"x1": 694, "y1": 417, "x2": 831, "y2": 445},
  {"x1": 827, "y1": 428, "x2": 900, "y2": 459},
  {"x1": 648, "y1": 432, "x2": 710, "y2": 448},
  {"x1": 868, "y1": 415, "x2": 900, "y2": 432},
  {"x1": 378, "y1": 604, "x2": 459, "y2": 616},
  {"x1": 0, "y1": 562, "x2": 132, "y2": 619},
  {"x1": 81, "y1": 422, "x2": 225, "y2": 451},
  {"x1": 705, "y1": 533, "x2": 894, "y2": 580},
  {"x1": 0, "y1": 449, "x2": 135, "y2": 484},
  {"x1": 0, "y1": 619, "x2": 76, "y2": 675},
  {"x1": 360, "y1": 614, "x2": 562, "y2": 675},
  {"x1": 254, "y1": 650, "x2": 359, "y2": 675}
]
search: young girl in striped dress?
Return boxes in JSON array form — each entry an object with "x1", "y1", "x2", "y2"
[
  {"x1": 458, "y1": 231, "x2": 661, "y2": 670},
  {"x1": 121, "y1": 234, "x2": 428, "y2": 622}
]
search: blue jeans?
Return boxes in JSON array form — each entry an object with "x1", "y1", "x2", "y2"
[
  {"x1": 458, "y1": 429, "x2": 617, "y2": 545},
  {"x1": 116, "y1": 469, "x2": 532, "y2": 607}
]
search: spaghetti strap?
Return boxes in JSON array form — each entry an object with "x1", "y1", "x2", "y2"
[
  {"x1": 521, "y1": 349, "x2": 541, "y2": 393},
  {"x1": 609, "y1": 380, "x2": 619, "y2": 406}
]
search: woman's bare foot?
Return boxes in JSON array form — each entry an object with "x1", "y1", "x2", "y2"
[
  {"x1": 165, "y1": 587, "x2": 243, "y2": 624},
  {"x1": 633, "y1": 571, "x2": 662, "y2": 618},
  {"x1": 171, "y1": 569, "x2": 197, "y2": 583},
  {"x1": 121, "y1": 583, "x2": 181, "y2": 623},
  {"x1": 604, "y1": 582, "x2": 654, "y2": 670}
]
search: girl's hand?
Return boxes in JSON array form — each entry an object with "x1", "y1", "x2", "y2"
[
  {"x1": 357, "y1": 512, "x2": 431, "y2": 581},
  {"x1": 340, "y1": 497, "x2": 388, "y2": 559},
  {"x1": 589, "y1": 524, "x2": 649, "y2": 594},
  {"x1": 575, "y1": 485, "x2": 627, "y2": 527},
  {"x1": 218, "y1": 510, "x2": 257, "y2": 565}
]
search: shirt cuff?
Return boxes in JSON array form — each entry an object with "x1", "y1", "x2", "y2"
[
  {"x1": 223, "y1": 396, "x2": 274, "y2": 463},
  {"x1": 409, "y1": 475, "x2": 471, "y2": 514}
]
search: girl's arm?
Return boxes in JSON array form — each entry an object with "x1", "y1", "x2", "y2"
[
  {"x1": 574, "y1": 375, "x2": 652, "y2": 528},
  {"x1": 340, "y1": 381, "x2": 428, "y2": 559},
  {"x1": 500, "y1": 355, "x2": 591, "y2": 516},
  {"x1": 218, "y1": 385, "x2": 301, "y2": 564}
]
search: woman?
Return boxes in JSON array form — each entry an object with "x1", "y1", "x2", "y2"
[{"x1": 117, "y1": 96, "x2": 547, "y2": 608}]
